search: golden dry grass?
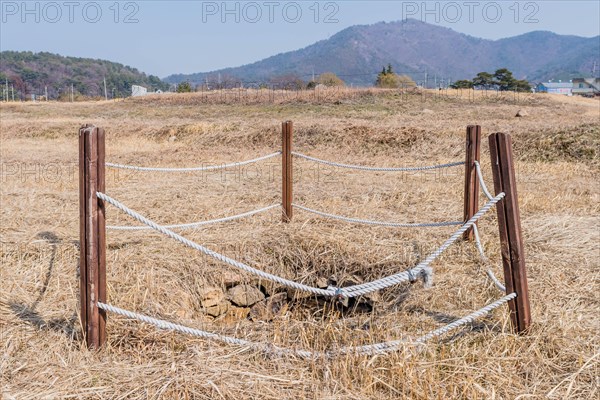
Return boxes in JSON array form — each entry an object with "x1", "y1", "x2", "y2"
[{"x1": 1, "y1": 89, "x2": 599, "y2": 399}]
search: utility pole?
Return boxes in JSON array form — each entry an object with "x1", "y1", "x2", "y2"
[
  {"x1": 5, "y1": 78, "x2": 8, "y2": 102},
  {"x1": 103, "y1": 77, "x2": 108, "y2": 101},
  {"x1": 71, "y1": 84, "x2": 74, "y2": 102},
  {"x1": 11, "y1": 85, "x2": 14, "y2": 101},
  {"x1": 45, "y1": 86, "x2": 48, "y2": 101}
]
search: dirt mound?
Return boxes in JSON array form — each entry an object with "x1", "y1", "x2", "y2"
[{"x1": 516, "y1": 123, "x2": 599, "y2": 166}]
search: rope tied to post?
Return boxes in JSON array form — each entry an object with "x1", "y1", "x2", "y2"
[{"x1": 80, "y1": 123, "x2": 531, "y2": 353}]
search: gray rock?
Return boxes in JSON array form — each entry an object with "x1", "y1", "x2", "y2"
[
  {"x1": 198, "y1": 286, "x2": 224, "y2": 308},
  {"x1": 204, "y1": 300, "x2": 230, "y2": 317},
  {"x1": 316, "y1": 277, "x2": 329, "y2": 288},
  {"x1": 227, "y1": 284, "x2": 265, "y2": 307},
  {"x1": 515, "y1": 109, "x2": 528, "y2": 117}
]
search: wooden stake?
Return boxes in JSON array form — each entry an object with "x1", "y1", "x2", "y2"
[
  {"x1": 463, "y1": 125, "x2": 481, "y2": 240},
  {"x1": 282, "y1": 121, "x2": 293, "y2": 222},
  {"x1": 96, "y1": 127, "x2": 107, "y2": 346},
  {"x1": 489, "y1": 132, "x2": 531, "y2": 333},
  {"x1": 79, "y1": 125, "x2": 107, "y2": 348},
  {"x1": 78, "y1": 126, "x2": 88, "y2": 339}
]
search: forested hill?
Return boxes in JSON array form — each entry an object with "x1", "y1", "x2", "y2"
[
  {"x1": 165, "y1": 19, "x2": 599, "y2": 87},
  {"x1": 0, "y1": 51, "x2": 169, "y2": 100}
]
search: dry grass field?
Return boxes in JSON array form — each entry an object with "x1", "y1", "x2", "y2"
[{"x1": 1, "y1": 89, "x2": 598, "y2": 399}]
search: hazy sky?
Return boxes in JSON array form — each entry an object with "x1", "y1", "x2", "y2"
[{"x1": 1, "y1": 1, "x2": 599, "y2": 77}]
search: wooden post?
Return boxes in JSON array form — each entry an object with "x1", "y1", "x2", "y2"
[
  {"x1": 489, "y1": 132, "x2": 531, "y2": 333},
  {"x1": 282, "y1": 121, "x2": 293, "y2": 222},
  {"x1": 463, "y1": 125, "x2": 481, "y2": 240},
  {"x1": 79, "y1": 125, "x2": 107, "y2": 348},
  {"x1": 97, "y1": 128, "x2": 107, "y2": 345}
]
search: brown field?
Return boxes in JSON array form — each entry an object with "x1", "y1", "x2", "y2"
[{"x1": 1, "y1": 89, "x2": 599, "y2": 399}]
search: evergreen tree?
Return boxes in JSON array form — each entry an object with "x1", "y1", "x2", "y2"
[
  {"x1": 450, "y1": 80, "x2": 474, "y2": 89},
  {"x1": 176, "y1": 82, "x2": 193, "y2": 93},
  {"x1": 493, "y1": 68, "x2": 516, "y2": 91},
  {"x1": 473, "y1": 72, "x2": 495, "y2": 89}
]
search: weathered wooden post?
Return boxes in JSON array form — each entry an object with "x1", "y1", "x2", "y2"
[
  {"x1": 79, "y1": 125, "x2": 107, "y2": 348},
  {"x1": 282, "y1": 121, "x2": 293, "y2": 222},
  {"x1": 463, "y1": 125, "x2": 481, "y2": 240},
  {"x1": 489, "y1": 132, "x2": 531, "y2": 333}
]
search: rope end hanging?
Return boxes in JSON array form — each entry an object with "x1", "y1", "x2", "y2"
[
  {"x1": 420, "y1": 266, "x2": 433, "y2": 288},
  {"x1": 408, "y1": 267, "x2": 433, "y2": 288}
]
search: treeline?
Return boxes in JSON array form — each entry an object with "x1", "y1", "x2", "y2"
[
  {"x1": 375, "y1": 64, "x2": 416, "y2": 88},
  {"x1": 176, "y1": 65, "x2": 416, "y2": 92},
  {"x1": 0, "y1": 51, "x2": 169, "y2": 100},
  {"x1": 451, "y1": 68, "x2": 531, "y2": 92},
  {"x1": 176, "y1": 72, "x2": 348, "y2": 92}
]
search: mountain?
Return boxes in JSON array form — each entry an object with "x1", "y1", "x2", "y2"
[
  {"x1": 0, "y1": 51, "x2": 169, "y2": 100},
  {"x1": 165, "y1": 19, "x2": 600, "y2": 87}
]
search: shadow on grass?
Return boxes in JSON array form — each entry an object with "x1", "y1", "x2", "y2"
[
  {"x1": 8, "y1": 302, "x2": 80, "y2": 340},
  {"x1": 408, "y1": 305, "x2": 502, "y2": 343},
  {"x1": 8, "y1": 231, "x2": 81, "y2": 341}
]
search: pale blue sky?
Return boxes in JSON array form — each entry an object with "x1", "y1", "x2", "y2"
[{"x1": 1, "y1": 1, "x2": 599, "y2": 77}]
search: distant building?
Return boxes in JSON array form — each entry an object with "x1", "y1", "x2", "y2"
[
  {"x1": 131, "y1": 85, "x2": 147, "y2": 97},
  {"x1": 536, "y1": 81, "x2": 572, "y2": 95},
  {"x1": 571, "y1": 78, "x2": 600, "y2": 96}
]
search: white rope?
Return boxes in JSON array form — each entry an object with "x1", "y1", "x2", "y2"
[
  {"x1": 107, "y1": 204, "x2": 281, "y2": 231},
  {"x1": 97, "y1": 192, "x2": 336, "y2": 297},
  {"x1": 106, "y1": 152, "x2": 281, "y2": 172},
  {"x1": 293, "y1": 203, "x2": 463, "y2": 228},
  {"x1": 340, "y1": 193, "x2": 505, "y2": 297},
  {"x1": 98, "y1": 191, "x2": 503, "y2": 299},
  {"x1": 472, "y1": 224, "x2": 507, "y2": 292},
  {"x1": 293, "y1": 152, "x2": 464, "y2": 172},
  {"x1": 97, "y1": 292, "x2": 516, "y2": 357},
  {"x1": 474, "y1": 161, "x2": 494, "y2": 201},
  {"x1": 413, "y1": 292, "x2": 516, "y2": 343},
  {"x1": 341, "y1": 292, "x2": 517, "y2": 355}
]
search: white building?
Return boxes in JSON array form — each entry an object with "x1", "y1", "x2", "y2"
[{"x1": 131, "y1": 85, "x2": 148, "y2": 97}]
